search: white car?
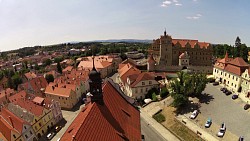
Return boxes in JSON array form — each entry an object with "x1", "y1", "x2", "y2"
[
  {"x1": 217, "y1": 122, "x2": 226, "y2": 137},
  {"x1": 190, "y1": 110, "x2": 198, "y2": 119}
]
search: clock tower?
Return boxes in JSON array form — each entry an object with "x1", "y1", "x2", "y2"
[{"x1": 88, "y1": 56, "x2": 103, "y2": 104}]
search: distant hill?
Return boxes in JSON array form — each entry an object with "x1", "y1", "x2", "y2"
[{"x1": 86, "y1": 39, "x2": 153, "y2": 43}]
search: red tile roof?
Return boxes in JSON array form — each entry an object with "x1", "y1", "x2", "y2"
[
  {"x1": 1, "y1": 108, "x2": 28, "y2": 134},
  {"x1": 148, "y1": 54, "x2": 156, "y2": 64},
  {"x1": 0, "y1": 116, "x2": 13, "y2": 141},
  {"x1": 45, "y1": 85, "x2": 73, "y2": 97},
  {"x1": 62, "y1": 66, "x2": 74, "y2": 73},
  {"x1": 13, "y1": 99, "x2": 45, "y2": 117},
  {"x1": 0, "y1": 132, "x2": 8, "y2": 141},
  {"x1": 19, "y1": 76, "x2": 48, "y2": 96},
  {"x1": 228, "y1": 57, "x2": 249, "y2": 67},
  {"x1": 172, "y1": 39, "x2": 210, "y2": 49},
  {"x1": 8, "y1": 90, "x2": 27, "y2": 103},
  {"x1": 24, "y1": 72, "x2": 37, "y2": 80},
  {"x1": 129, "y1": 72, "x2": 156, "y2": 87},
  {"x1": 119, "y1": 64, "x2": 141, "y2": 84},
  {"x1": 61, "y1": 81, "x2": 141, "y2": 141},
  {"x1": 223, "y1": 57, "x2": 249, "y2": 76}
]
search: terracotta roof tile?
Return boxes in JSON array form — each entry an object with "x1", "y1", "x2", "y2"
[
  {"x1": 61, "y1": 81, "x2": 141, "y2": 141},
  {"x1": 24, "y1": 72, "x2": 37, "y2": 80},
  {"x1": 8, "y1": 90, "x2": 27, "y2": 103},
  {"x1": 130, "y1": 72, "x2": 156, "y2": 87},
  {"x1": 45, "y1": 85, "x2": 73, "y2": 97},
  {"x1": 228, "y1": 57, "x2": 249, "y2": 67},
  {"x1": 13, "y1": 99, "x2": 44, "y2": 116}
]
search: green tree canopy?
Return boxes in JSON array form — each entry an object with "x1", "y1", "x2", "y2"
[{"x1": 45, "y1": 74, "x2": 54, "y2": 83}]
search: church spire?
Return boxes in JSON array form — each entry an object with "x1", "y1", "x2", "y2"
[
  {"x1": 88, "y1": 55, "x2": 103, "y2": 105},
  {"x1": 164, "y1": 28, "x2": 166, "y2": 36}
]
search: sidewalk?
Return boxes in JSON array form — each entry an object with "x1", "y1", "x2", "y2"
[
  {"x1": 176, "y1": 115, "x2": 218, "y2": 141},
  {"x1": 140, "y1": 109, "x2": 180, "y2": 141}
]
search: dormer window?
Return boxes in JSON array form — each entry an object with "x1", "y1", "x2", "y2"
[{"x1": 142, "y1": 82, "x2": 145, "y2": 86}]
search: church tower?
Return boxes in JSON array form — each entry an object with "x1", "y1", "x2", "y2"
[
  {"x1": 88, "y1": 56, "x2": 103, "y2": 104},
  {"x1": 159, "y1": 29, "x2": 173, "y2": 66}
]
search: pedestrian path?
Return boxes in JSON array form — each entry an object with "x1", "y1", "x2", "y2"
[
  {"x1": 176, "y1": 115, "x2": 218, "y2": 141},
  {"x1": 140, "y1": 109, "x2": 180, "y2": 141}
]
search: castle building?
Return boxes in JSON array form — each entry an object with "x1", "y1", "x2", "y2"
[{"x1": 148, "y1": 31, "x2": 213, "y2": 73}]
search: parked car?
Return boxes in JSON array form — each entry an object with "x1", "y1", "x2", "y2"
[
  {"x1": 220, "y1": 122, "x2": 226, "y2": 131},
  {"x1": 220, "y1": 87, "x2": 226, "y2": 91},
  {"x1": 225, "y1": 91, "x2": 232, "y2": 95},
  {"x1": 213, "y1": 82, "x2": 219, "y2": 86},
  {"x1": 190, "y1": 110, "x2": 198, "y2": 119},
  {"x1": 46, "y1": 132, "x2": 55, "y2": 140},
  {"x1": 217, "y1": 129, "x2": 225, "y2": 137},
  {"x1": 55, "y1": 125, "x2": 62, "y2": 133},
  {"x1": 239, "y1": 136, "x2": 244, "y2": 141},
  {"x1": 222, "y1": 88, "x2": 228, "y2": 93},
  {"x1": 232, "y1": 94, "x2": 239, "y2": 100},
  {"x1": 217, "y1": 122, "x2": 226, "y2": 137},
  {"x1": 205, "y1": 118, "x2": 212, "y2": 128},
  {"x1": 244, "y1": 104, "x2": 250, "y2": 110}
]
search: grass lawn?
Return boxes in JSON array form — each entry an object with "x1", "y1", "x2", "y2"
[{"x1": 160, "y1": 106, "x2": 204, "y2": 141}]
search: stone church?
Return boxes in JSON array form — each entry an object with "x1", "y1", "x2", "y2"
[{"x1": 148, "y1": 31, "x2": 213, "y2": 73}]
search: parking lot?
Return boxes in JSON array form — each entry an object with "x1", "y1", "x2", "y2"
[{"x1": 198, "y1": 83, "x2": 250, "y2": 140}]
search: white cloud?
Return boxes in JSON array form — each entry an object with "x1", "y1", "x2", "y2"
[
  {"x1": 161, "y1": 0, "x2": 182, "y2": 7},
  {"x1": 186, "y1": 13, "x2": 202, "y2": 20},
  {"x1": 175, "y1": 3, "x2": 182, "y2": 6}
]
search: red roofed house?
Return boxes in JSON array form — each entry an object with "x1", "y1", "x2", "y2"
[
  {"x1": 78, "y1": 55, "x2": 122, "y2": 78},
  {"x1": 213, "y1": 52, "x2": 249, "y2": 92},
  {"x1": 18, "y1": 76, "x2": 48, "y2": 97},
  {"x1": 0, "y1": 107, "x2": 37, "y2": 141},
  {"x1": 0, "y1": 88, "x2": 15, "y2": 106},
  {"x1": 45, "y1": 83, "x2": 78, "y2": 109},
  {"x1": 23, "y1": 72, "x2": 37, "y2": 82},
  {"x1": 54, "y1": 69, "x2": 90, "y2": 102},
  {"x1": 7, "y1": 97, "x2": 58, "y2": 139},
  {"x1": 61, "y1": 57, "x2": 141, "y2": 141}
]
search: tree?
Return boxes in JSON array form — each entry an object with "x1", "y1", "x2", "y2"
[
  {"x1": 45, "y1": 74, "x2": 54, "y2": 83},
  {"x1": 235, "y1": 36, "x2": 241, "y2": 57},
  {"x1": 12, "y1": 74, "x2": 22, "y2": 90},
  {"x1": 57, "y1": 62, "x2": 62, "y2": 74},
  {"x1": 160, "y1": 87, "x2": 169, "y2": 98},
  {"x1": 169, "y1": 71, "x2": 208, "y2": 109},
  {"x1": 34, "y1": 63, "x2": 40, "y2": 70},
  {"x1": 43, "y1": 59, "x2": 52, "y2": 66}
]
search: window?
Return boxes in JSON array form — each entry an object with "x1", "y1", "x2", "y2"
[
  {"x1": 13, "y1": 135, "x2": 16, "y2": 138},
  {"x1": 141, "y1": 89, "x2": 143, "y2": 93},
  {"x1": 235, "y1": 84, "x2": 236, "y2": 88},
  {"x1": 146, "y1": 88, "x2": 148, "y2": 92},
  {"x1": 236, "y1": 78, "x2": 238, "y2": 81},
  {"x1": 149, "y1": 81, "x2": 152, "y2": 85},
  {"x1": 35, "y1": 126, "x2": 37, "y2": 130},
  {"x1": 233, "y1": 76, "x2": 234, "y2": 79},
  {"x1": 30, "y1": 131, "x2": 33, "y2": 135},
  {"x1": 39, "y1": 122, "x2": 42, "y2": 127},
  {"x1": 231, "y1": 83, "x2": 233, "y2": 86},
  {"x1": 25, "y1": 135, "x2": 28, "y2": 138},
  {"x1": 142, "y1": 82, "x2": 145, "y2": 85},
  {"x1": 24, "y1": 126, "x2": 26, "y2": 129}
]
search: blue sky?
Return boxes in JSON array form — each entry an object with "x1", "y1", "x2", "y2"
[{"x1": 0, "y1": 0, "x2": 250, "y2": 51}]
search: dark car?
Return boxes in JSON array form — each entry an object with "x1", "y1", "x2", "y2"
[
  {"x1": 213, "y1": 82, "x2": 219, "y2": 86},
  {"x1": 232, "y1": 94, "x2": 238, "y2": 100},
  {"x1": 220, "y1": 87, "x2": 226, "y2": 91},
  {"x1": 244, "y1": 104, "x2": 250, "y2": 110},
  {"x1": 225, "y1": 91, "x2": 232, "y2": 95},
  {"x1": 222, "y1": 88, "x2": 228, "y2": 93},
  {"x1": 239, "y1": 136, "x2": 244, "y2": 141}
]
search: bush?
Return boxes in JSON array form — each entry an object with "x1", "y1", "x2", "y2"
[
  {"x1": 160, "y1": 87, "x2": 169, "y2": 98},
  {"x1": 152, "y1": 92, "x2": 157, "y2": 101},
  {"x1": 153, "y1": 113, "x2": 165, "y2": 123}
]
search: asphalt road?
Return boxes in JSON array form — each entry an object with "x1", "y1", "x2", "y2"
[
  {"x1": 141, "y1": 117, "x2": 167, "y2": 141},
  {"x1": 200, "y1": 83, "x2": 250, "y2": 140}
]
